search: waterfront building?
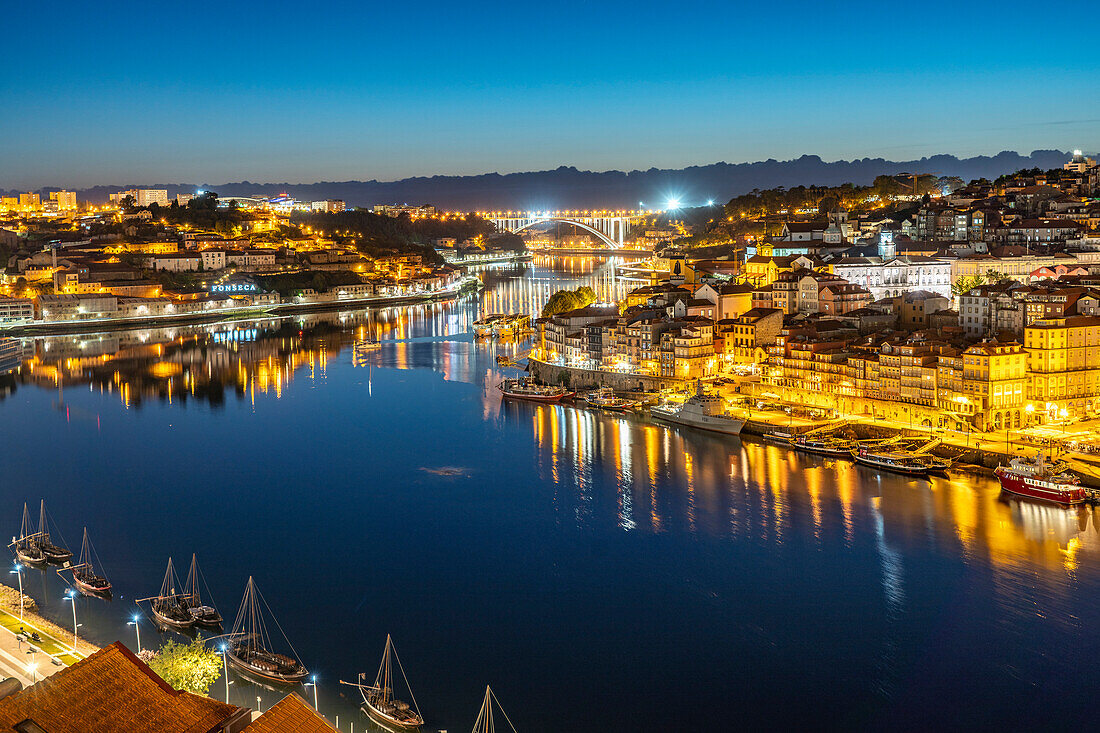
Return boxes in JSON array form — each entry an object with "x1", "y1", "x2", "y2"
[
  {"x1": 0, "y1": 297, "x2": 35, "y2": 324},
  {"x1": 960, "y1": 340, "x2": 1027, "y2": 430},
  {"x1": 658, "y1": 318, "x2": 716, "y2": 379},
  {"x1": 1024, "y1": 315, "x2": 1100, "y2": 420},
  {"x1": 724, "y1": 307, "x2": 783, "y2": 364}
]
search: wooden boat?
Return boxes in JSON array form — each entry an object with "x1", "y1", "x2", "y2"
[
  {"x1": 852, "y1": 439, "x2": 950, "y2": 476},
  {"x1": 183, "y1": 554, "x2": 222, "y2": 627},
  {"x1": 226, "y1": 576, "x2": 309, "y2": 685},
  {"x1": 11, "y1": 503, "x2": 46, "y2": 566},
  {"x1": 995, "y1": 452, "x2": 1085, "y2": 505},
  {"x1": 139, "y1": 557, "x2": 196, "y2": 630},
  {"x1": 584, "y1": 387, "x2": 638, "y2": 411},
  {"x1": 498, "y1": 378, "x2": 568, "y2": 403},
  {"x1": 342, "y1": 635, "x2": 425, "y2": 731},
  {"x1": 471, "y1": 685, "x2": 519, "y2": 733},
  {"x1": 789, "y1": 434, "x2": 854, "y2": 458},
  {"x1": 36, "y1": 500, "x2": 72, "y2": 564},
  {"x1": 70, "y1": 528, "x2": 111, "y2": 595}
]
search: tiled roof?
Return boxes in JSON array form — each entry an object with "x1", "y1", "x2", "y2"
[
  {"x1": 0, "y1": 642, "x2": 242, "y2": 733},
  {"x1": 244, "y1": 693, "x2": 338, "y2": 733}
]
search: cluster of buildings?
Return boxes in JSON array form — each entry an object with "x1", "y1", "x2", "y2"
[
  {"x1": 0, "y1": 190, "x2": 79, "y2": 214},
  {"x1": 0, "y1": 213, "x2": 462, "y2": 326},
  {"x1": 536, "y1": 153, "x2": 1100, "y2": 432}
]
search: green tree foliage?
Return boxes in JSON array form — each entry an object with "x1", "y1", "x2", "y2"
[
  {"x1": 541, "y1": 286, "x2": 597, "y2": 318},
  {"x1": 951, "y1": 274, "x2": 986, "y2": 296},
  {"x1": 984, "y1": 268, "x2": 1010, "y2": 283},
  {"x1": 147, "y1": 638, "x2": 221, "y2": 696}
]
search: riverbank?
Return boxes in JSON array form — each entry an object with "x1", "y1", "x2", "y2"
[
  {"x1": 0, "y1": 583, "x2": 98, "y2": 685},
  {"x1": 0, "y1": 279, "x2": 478, "y2": 337}
]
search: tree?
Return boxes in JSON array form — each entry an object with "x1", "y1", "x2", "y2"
[
  {"x1": 951, "y1": 274, "x2": 985, "y2": 297},
  {"x1": 984, "y1": 268, "x2": 1010, "y2": 283},
  {"x1": 146, "y1": 638, "x2": 221, "y2": 696},
  {"x1": 541, "y1": 286, "x2": 597, "y2": 318}
]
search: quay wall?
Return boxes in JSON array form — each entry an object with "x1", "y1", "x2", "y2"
[{"x1": 528, "y1": 358, "x2": 685, "y2": 393}]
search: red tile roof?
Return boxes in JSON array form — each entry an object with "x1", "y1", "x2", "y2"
[
  {"x1": 244, "y1": 693, "x2": 338, "y2": 733},
  {"x1": 0, "y1": 642, "x2": 243, "y2": 733}
]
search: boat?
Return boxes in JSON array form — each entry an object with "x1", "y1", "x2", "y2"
[
  {"x1": 650, "y1": 382, "x2": 744, "y2": 436},
  {"x1": 471, "y1": 685, "x2": 519, "y2": 733},
  {"x1": 851, "y1": 440, "x2": 951, "y2": 476},
  {"x1": 342, "y1": 635, "x2": 425, "y2": 731},
  {"x1": 498, "y1": 378, "x2": 568, "y2": 403},
  {"x1": 70, "y1": 528, "x2": 111, "y2": 595},
  {"x1": 474, "y1": 313, "x2": 531, "y2": 339},
  {"x1": 995, "y1": 452, "x2": 1085, "y2": 505},
  {"x1": 584, "y1": 387, "x2": 638, "y2": 411},
  {"x1": 226, "y1": 576, "x2": 309, "y2": 685},
  {"x1": 182, "y1": 554, "x2": 222, "y2": 627},
  {"x1": 140, "y1": 557, "x2": 196, "y2": 630},
  {"x1": 789, "y1": 434, "x2": 854, "y2": 458},
  {"x1": 11, "y1": 503, "x2": 46, "y2": 566},
  {"x1": 36, "y1": 500, "x2": 72, "y2": 564}
]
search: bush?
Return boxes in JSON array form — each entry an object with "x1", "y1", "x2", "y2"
[{"x1": 147, "y1": 637, "x2": 222, "y2": 696}]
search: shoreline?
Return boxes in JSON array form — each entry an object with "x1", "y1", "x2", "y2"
[{"x1": 0, "y1": 281, "x2": 476, "y2": 337}]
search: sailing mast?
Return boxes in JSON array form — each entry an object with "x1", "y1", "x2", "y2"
[
  {"x1": 185, "y1": 554, "x2": 200, "y2": 606},
  {"x1": 472, "y1": 686, "x2": 518, "y2": 733}
]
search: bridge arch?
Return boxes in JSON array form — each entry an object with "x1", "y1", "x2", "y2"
[{"x1": 508, "y1": 218, "x2": 618, "y2": 248}]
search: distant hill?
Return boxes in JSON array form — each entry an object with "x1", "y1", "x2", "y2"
[{"x1": 11, "y1": 150, "x2": 1076, "y2": 210}]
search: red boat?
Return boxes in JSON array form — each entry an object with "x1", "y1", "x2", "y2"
[
  {"x1": 498, "y1": 378, "x2": 568, "y2": 403},
  {"x1": 994, "y1": 453, "x2": 1086, "y2": 505}
]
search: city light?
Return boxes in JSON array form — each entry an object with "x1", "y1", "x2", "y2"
[{"x1": 665, "y1": 198, "x2": 681, "y2": 210}]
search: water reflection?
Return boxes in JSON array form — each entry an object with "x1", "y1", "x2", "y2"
[{"x1": 1, "y1": 254, "x2": 1098, "y2": 731}]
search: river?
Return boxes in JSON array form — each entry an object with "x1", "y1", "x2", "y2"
[{"x1": 1, "y1": 255, "x2": 1098, "y2": 731}]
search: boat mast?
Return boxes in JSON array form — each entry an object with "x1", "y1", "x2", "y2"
[
  {"x1": 186, "y1": 554, "x2": 201, "y2": 605},
  {"x1": 79, "y1": 528, "x2": 90, "y2": 570},
  {"x1": 38, "y1": 500, "x2": 46, "y2": 541}
]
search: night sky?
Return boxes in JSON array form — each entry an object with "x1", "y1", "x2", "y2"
[{"x1": 4, "y1": 0, "x2": 1098, "y2": 188}]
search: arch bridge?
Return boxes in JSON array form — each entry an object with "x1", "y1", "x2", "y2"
[{"x1": 485, "y1": 210, "x2": 650, "y2": 248}]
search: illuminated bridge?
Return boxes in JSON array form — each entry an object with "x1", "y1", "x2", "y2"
[{"x1": 483, "y1": 210, "x2": 652, "y2": 248}]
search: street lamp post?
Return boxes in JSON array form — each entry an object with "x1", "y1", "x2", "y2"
[
  {"x1": 63, "y1": 590, "x2": 79, "y2": 649},
  {"x1": 9, "y1": 565, "x2": 23, "y2": 621},
  {"x1": 304, "y1": 676, "x2": 319, "y2": 711},
  {"x1": 221, "y1": 644, "x2": 230, "y2": 703},
  {"x1": 127, "y1": 616, "x2": 141, "y2": 652}
]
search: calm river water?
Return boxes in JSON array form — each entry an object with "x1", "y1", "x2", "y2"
[{"x1": 1, "y1": 255, "x2": 1099, "y2": 732}]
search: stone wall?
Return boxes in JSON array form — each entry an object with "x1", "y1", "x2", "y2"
[{"x1": 529, "y1": 358, "x2": 684, "y2": 392}]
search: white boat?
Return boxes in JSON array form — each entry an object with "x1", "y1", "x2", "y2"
[{"x1": 650, "y1": 382, "x2": 744, "y2": 436}]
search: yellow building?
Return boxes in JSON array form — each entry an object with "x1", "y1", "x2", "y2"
[
  {"x1": 1024, "y1": 315, "x2": 1100, "y2": 419},
  {"x1": 960, "y1": 341, "x2": 1027, "y2": 430}
]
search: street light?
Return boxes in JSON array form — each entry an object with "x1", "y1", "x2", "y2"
[
  {"x1": 127, "y1": 615, "x2": 141, "y2": 652},
  {"x1": 25, "y1": 661, "x2": 37, "y2": 684},
  {"x1": 304, "y1": 675, "x2": 319, "y2": 711},
  {"x1": 9, "y1": 565, "x2": 23, "y2": 621},
  {"x1": 63, "y1": 589, "x2": 79, "y2": 649},
  {"x1": 220, "y1": 644, "x2": 230, "y2": 703}
]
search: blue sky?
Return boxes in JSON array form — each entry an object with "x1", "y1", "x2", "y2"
[{"x1": 3, "y1": 0, "x2": 1098, "y2": 188}]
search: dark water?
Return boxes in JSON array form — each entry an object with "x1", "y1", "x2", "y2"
[{"x1": 1, "y1": 256, "x2": 1099, "y2": 732}]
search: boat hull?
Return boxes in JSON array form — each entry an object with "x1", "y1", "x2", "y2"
[
  {"x1": 995, "y1": 469, "x2": 1085, "y2": 505},
  {"x1": 791, "y1": 441, "x2": 852, "y2": 458},
  {"x1": 152, "y1": 607, "x2": 196, "y2": 631},
  {"x1": 15, "y1": 548, "x2": 46, "y2": 566},
  {"x1": 74, "y1": 577, "x2": 112, "y2": 596},
  {"x1": 852, "y1": 454, "x2": 945, "y2": 476},
  {"x1": 226, "y1": 651, "x2": 309, "y2": 685},
  {"x1": 500, "y1": 390, "x2": 563, "y2": 403},
  {"x1": 363, "y1": 700, "x2": 424, "y2": 731},
  {"x1": 651, "y1": 410, "x2": 744, "y2": 436}
]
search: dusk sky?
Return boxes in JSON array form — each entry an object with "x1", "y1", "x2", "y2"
[{"x1": 4, "y1": 0, "x2": 1098, "y2": 189}]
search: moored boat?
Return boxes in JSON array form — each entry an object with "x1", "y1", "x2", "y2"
[
  {"x1": 995, "y1": 452, "x2": 1085, "y2": 505},
  {"x1": 498, "y1": 378, "x2": 567, "y2": 403},
  {"x1": 11, "y1": 503, "x2": 46, "y2": 566},
  {"x1": 789, "y1": 434, "x2": 854, "y2": 458},
  {"x1": 650, "y1": 382, "x2": 744, "y2": 436},
  {"x1": 140, "y1": 557, "x2": 195, "y2": 630},
  {"x1": 36, "y1": 500, "x2": 72, "y2": 564},
  {"x1": 584, "y1": 386, "x2": 638, "y2": 411},
  {"x1": 342, "y1": 635, "x2": 425, "y2": 731},
  {"x1": 70, "y1": 527, "x2": 111, "y2": 596},
  {"x1": 226, "y1": 576, "x2": 309, "y2": 685},
  {"x1": 183, "y1": 554, "x2": 222, "y2": 627},
  {"x1": 852, "y1": 442, "x2": 950, "y2": 476}
]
